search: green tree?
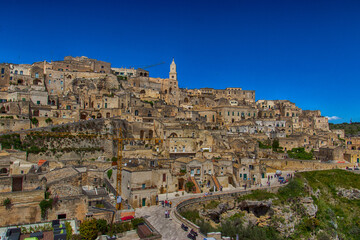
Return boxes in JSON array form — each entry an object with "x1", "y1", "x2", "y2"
[
  {"x1": 185, "y1": 181, "x2": 195, "y2": 192},
  {"x1": 96, "y1": 219, "x2": 108, "y2": 235},
  {"x1": 272, "y1": 139, "x2": 281, "y2": 152},
  {"x1": 107, "y1": 169, "x2": 113, "y2": 179},
  {"x1": 31, "y1": 117, "x2": 39, "y2": 126},
  {"x1": 45, "y1": 118, "x2": 53, "y2": 125},
  {"x1": 79, "y1": 218, "x2": 98, "y2": 240}
]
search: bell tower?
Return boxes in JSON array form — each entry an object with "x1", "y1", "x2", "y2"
[{"x1": 169, "y1": 58, "x2": 177, "y2": 81}]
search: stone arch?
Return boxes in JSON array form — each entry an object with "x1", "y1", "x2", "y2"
[
  {"x1": 97, "y1": 113, "x2": 102, "y2": 119},
  {"x1": 33, "y1": 79, "x2": 42, "y2": 85},
  {"x1": 0, "y1": 168, "x2": 7, "y2": 174},
  {"x1": 106, "y1": 112, "x2": 111, "y2": 118},
  {"x1": 144, "y1": 73, "x2": 148, "y2": 77},
  {"x1": 164, "y1": 90, "x2": 167, "y2": 94},
  {"x1": 80, "y1": 112, "x2": 87, "y2": 120},
  {"x1": 139, "y1": 72, "x2": 143, "y2": 76},
  {"x1": 184, "y1": 98, "x2": 189, "y2": 103},
  {"x1": 169, "y1": 132, "x2": 178, "y2": 138},
  {"x1": 17, "y1": 79, "x2": 24, "y2": 85},
  {"x1": 0, "y1": 106, "x2": 5, "y2": 113}
]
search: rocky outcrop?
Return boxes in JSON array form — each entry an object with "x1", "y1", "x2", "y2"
[
  {"x1": 202, "y1": 203, "x2": 231, "y2": 223},
  {"x1": 300, "y1": 197, "x2": 318, "y2": 218},
  {"x1": 237, "y1": 200, "x2": 272, "y2": 217},
  {"x1": 337, "y1": 188, "x2": 360, "y2": 200}
]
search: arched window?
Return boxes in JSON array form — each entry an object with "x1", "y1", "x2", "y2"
[{"x1": 135, "y1": 110, "x2": 139, "y2": 116}]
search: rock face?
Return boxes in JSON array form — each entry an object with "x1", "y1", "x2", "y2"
[
  {"x1": 203, "y1": 203, "x2": 230, "y2": 223},
  {"x1": 337, "y1": 188, "x2": 360, "y2": 200},
  {"x1": 300, "y1": 197, "x2": 318, "y2": 218},
  {"x1": 237, "y1": 200, "x2": 272, "y2": 217}
]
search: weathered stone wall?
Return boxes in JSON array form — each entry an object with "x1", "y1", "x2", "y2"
[
  {"x1": 27, "y1": 150, "x2": 105, "y2": 163},
  {"x1": 0, "y1": 190, "x2": 43, "y2": 226},
  {"x1": 47, "y1": 195, "x2": 88, "y2": 221},
  {"x1": 261, "y1": 159, "x2": 353, "y2": 172}
]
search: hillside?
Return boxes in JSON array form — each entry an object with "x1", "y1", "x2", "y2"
[
  {"x1": 330, "y1": 122, "x2": 360, "y2": 136},
  {"x1": 180, "y1": 169, "x2": 360, "y2": 239}
]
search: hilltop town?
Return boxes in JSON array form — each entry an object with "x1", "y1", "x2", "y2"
[{"x1": 0, "y1": 56, "x2": 359, "y2": 239}]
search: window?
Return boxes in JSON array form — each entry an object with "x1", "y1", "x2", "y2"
[
  {"x1": 37, "y1": 101, "x2": 40, "y2": 105},
  {"x1": 142, "y1": 184, "x2": 145, "y2": 189},
  {"x1": 1, "y1": 68, "x2": 4, "y2": 74},
  {"x1": 15, "y1": 70, "x2": 18, "y2": 74},
  {"x1": 228, "y1": 111, "x2": 230, "y2": 116},
  {"x1": 197, "y1": 169, "x2": 200, "y2": 174},
  {"x1": 105, "y1": 103, "x2": 107, "y2": 108},
  {"x1": 20, "y1": 71, "x2": 23, "y2": 75},
  {"x1": 163, "y1": 173, "x2": 166, "y2": 182},
  {"x1": 51, "y1": 90, "x2": 54, "y2": 93},
  {"x1": 49, "y1": 74, "x2": 52, "y2": 77},
  {"x1": 60, "y1": 81, "x2": 63, "y2": 85},
  {"x1": 22, "y1": 98, "x2": 25, "y2": 101},
  {"x1": 35, "y1": 73, "x2": 39, "y2": 78},
  {"x1": 10, "y1": 77, "x2": 12, "y2": 80}
]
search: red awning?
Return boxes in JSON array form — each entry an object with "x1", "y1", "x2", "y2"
[{"x1": 120, "y1": 216, "x2": 134, "y2": 221}]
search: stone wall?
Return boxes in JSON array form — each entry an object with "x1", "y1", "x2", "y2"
[
  {"x1": 47, "y1": 195, "x2": 88, "y2": 222},
  {"x1": 27, "y1": 150, "x2": 105, "y2": 163},
  {"x1": 0, "y1": 190, "x2": 43, "y2": 226},
  {"x1": 261, "y1": 159, "x2": 353, "y2": 172}
]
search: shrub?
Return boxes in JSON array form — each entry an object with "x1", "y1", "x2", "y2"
[
  {"x1": 39, "y1": 199, "x2": 53, "y2": 219},
  {"x1": 185, "y1": 181, "x2": 195, "y2": 192},
  {"x1": 65, "y1": 222, "x2": 73, "y2": 240},
  {"x1": 96, "y1": 219, "x2": 108, "y2": 235},
  {"x1": 45, "y1": 118, "x2": 53, "y2": 124},
  {"x1": 3, "y1": 198, "x2": 11, "y2": 208},
  {"x1": 180, "y1": 210, "x2": 200, "y2": 224},
  {"x1": 131, "y1": 218, "x2": 145, "y2": 229},
  {"x1": 79, "y1": 218, "x2": 98, "y2": 240},
  {"x1": 205, "y1": 200, "x2": 220, "y2": 209}
]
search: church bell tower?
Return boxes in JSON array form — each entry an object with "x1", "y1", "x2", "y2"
[{"x1": 169, "y1": 58, "x2": 177, "y2": 81}]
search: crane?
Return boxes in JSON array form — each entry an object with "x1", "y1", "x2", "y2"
[
  {"x1": 27, "y1": 128, "x2": 163, "y2": 211},
  {"x1": 138, "y1": 62, "x2": 165, "y2": 70},
  {"x1": 113, "y1": 128, "x2": 163, "y2": 210}
]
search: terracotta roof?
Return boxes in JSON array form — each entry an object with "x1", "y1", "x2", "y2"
[{"x1": 38, "y1": 159, "x2": 47, "y2": 166}]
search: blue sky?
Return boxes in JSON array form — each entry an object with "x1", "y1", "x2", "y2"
[{"x1": 1, "y1": 0, "x2": 359, "y2": 123}]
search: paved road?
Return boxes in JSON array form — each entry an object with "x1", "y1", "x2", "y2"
[{"x1": 135, "y1": 184, "x2": 284, "y2": 240}]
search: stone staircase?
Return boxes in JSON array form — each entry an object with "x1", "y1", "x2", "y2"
[
  {"x1": 190, "y1": 177, "x2": 201, "y2": 193},
  {"x1": 212, "y1": 175, "x2": 221, "y2": 191}
]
